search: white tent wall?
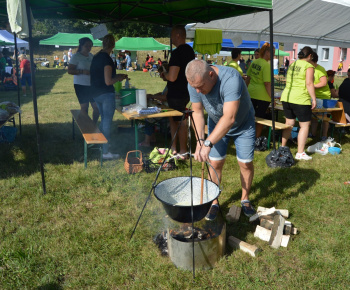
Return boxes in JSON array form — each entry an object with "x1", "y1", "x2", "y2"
[
  {"x1": 0, "y1": 29, "x2": 29, "y2": 50},
  {"x1": 187, "y1": 0, "x2": 350, "y2": 48}
]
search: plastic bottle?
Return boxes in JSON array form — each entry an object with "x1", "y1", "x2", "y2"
[{"x1": 125, "y1": 78, "x2": 130, "y2": 89}]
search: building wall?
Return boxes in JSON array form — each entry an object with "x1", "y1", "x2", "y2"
[{"x1": 285, "y1": 43, "x2": 350, "y2": 74}]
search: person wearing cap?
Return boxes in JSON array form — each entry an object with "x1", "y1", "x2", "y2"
[
  {"x1": 280, "y1": 46, "x2": 316, "y2": 161},
  {"x1": 338, "y1": 68, "x2": 350, "y2": 121},
  {"x1": 326, "y1": 70, "x2": 338, "y2": 98},
  {"x1": 309, "y1": 52, "x2": 331, "y2": 140}
]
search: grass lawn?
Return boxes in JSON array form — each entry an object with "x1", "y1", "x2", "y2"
[{"x1": 0, "y1": 68, "x2": 350, "y2": 288}]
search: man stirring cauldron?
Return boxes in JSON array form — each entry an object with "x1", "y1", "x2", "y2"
[{"x1": 185, "y1": 60, "x2": 256, "y2": 220}]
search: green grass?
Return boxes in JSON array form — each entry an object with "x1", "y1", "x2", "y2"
[{"x1": 1, "y1": 69, "x2": 350, "y2": 288}]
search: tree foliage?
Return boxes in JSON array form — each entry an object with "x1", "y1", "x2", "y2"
[
  {"x1": 33, "y1": 19, "x2": 94, "y2": 36},
  {"x1": 107, "y1": 22, "x2": 170, "y2": 39}
]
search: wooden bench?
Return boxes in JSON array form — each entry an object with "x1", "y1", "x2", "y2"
[
  {"x1": 71, "y1": 109, "x2": 108, "y2": 168},
  {"x1": 329, "y1": 102, "x2": 350, "y2": 142},
  {"x1": 204, "y1": 118, "x2": 292, "y2": 149}
]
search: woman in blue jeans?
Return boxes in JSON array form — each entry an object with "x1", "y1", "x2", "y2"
[{"x1": 90, "y1": 34, "x2": 128, "y2": 159}]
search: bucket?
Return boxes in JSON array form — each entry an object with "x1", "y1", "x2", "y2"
[
  {"x1": 136, "y1": 89, "x2": 147, "y2": 108},
  {"x1": 323, "y1": 99, "x2": 338, "y2": 108},
  {"x1": 120, "y1": 89, "x2": 137, "y2": 106}
]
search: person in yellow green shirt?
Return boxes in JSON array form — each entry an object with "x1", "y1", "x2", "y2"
[
  {"x1": 245, "y1": 42, "x2": 273, "y2": 138},
  {"x1": 309, "y1": 51, "x2": 331, "y2": 140},
  {"x1": 280, "y1": 46, "x2": 316, "y2": 161},
  {"x1": 228, "y1": 48, "x2": 244, "y2": 77}
]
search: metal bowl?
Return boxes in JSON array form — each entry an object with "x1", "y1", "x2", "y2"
[{"x1": 154, "y1": 176, "x2": 221, "y2": 223}]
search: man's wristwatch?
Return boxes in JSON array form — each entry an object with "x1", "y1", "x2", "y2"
[{"x1": 204, "y1": 140, "x2": 213, "y2": 148}]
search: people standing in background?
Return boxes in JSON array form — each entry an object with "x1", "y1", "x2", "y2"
[
  {"x1": 284, "y1": 57, "x2": 290, "y2": 76},
  {"x1": 160, "y1": 25, "x2": 195, "y2": 158},
  {"x1": 246, "y1": 42, "x2": 274, "y2": 139},
  {"x1": 0, "y1": 52, "x2": 6, "y2": 82},
  {"x1": 110, "y1": 51, "x2": 116, "y2": 66},
  {"x1": 68, "y1": 37, "x2": 100, "y2": 124},
  {"x1": 228, "y1": 48, "x2": 244, "y2": 77},
  {"x1": 280, "y1": 46, "x2": 316, "y2": 161},
  {"x1": 63, "y1": 52, "x2": 68, "y2": 69},
  {"x1": 18, "y1": 54, "x2": 32, "y2": 97},
  {"x1": 338, "y1": 68, "x2": 350, "y2": 121},
  {"x1": 68, "y1": 48, "x2": 73, "y2": 63},
  {"x1": 239, "y1": 57, "x2": 246, "y2": 74},
  {"x1": 273, "y1": 56, "x2": 279, "y2": 75},
  {"x1": 327, "y1": 70, "x2": 339, "y2": 98},
  {"x1": 125, "y1": 51, "x2": 131, "y2": 70},
  {"x1": 309, "y1": 52, "x2": 331, "y2": 140},
  {"x1": 254, "y1": 48, "x2": 260, "y2": 60},
  {"x1": 90, "y1": 34, "x2": 128, "y2": 160},
  {"x1": 337, "y1": 60, "x2": 343, "y2": 76}
]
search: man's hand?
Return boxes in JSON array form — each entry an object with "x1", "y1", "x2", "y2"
[{"x1": 194, "y1": 142, "x2": 211, "y2": 163}]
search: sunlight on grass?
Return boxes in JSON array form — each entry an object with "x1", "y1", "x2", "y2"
[{"x1": 1, "y1": 68, "x2": 350, "y2": 288}]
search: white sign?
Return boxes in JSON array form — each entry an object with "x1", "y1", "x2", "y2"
[
  {"x1": 91, "y1": 24, "x2": 108, "y2": 39},
  {"x1": 55, "y1": 45, "x2": 59, "y2": 48}
]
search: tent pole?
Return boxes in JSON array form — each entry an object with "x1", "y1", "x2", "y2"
[
  {"x1": 13, "y1": 33, "x2": 22, "y2": 135},
  {"x1": 269, "y1": 9, "x2": 276, "y2": 151},
  {"x1": 25, "y1": 0, "x2": 47, "y2": 194}
]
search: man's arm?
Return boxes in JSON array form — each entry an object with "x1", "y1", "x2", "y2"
[{"x1": 161, "y1": 65, "x2": 180, "y2": 82}]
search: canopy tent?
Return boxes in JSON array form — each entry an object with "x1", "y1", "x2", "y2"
[
  {"x1": 0, "y1": 39, "x2": 14, "y2": 46},
  {"x1": 0, "y1": 29, "x2": 29, "y2": 49},
  {"x1": 114, "y1": 37, "x2": 169, "y2": 51},
  {"x1": 0, "y1": 1, "x2": 272, "y2": 26},
  {"x1": 187, "y1": 39, "x2": 279, "y2": 51},
  {"x1": 3, "y1": 0, "x2": 274, "y2": 196},
  {"x1": 186, "y1": 0, "x2": 350, "y2": 48},
  {"x1": 242, "y1": 49, "x2": 289, "y2": 56},
  {"x1": 39, "y1": 33, "x2": 102, "y2": 47}
]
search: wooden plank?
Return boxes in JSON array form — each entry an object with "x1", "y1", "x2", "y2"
[
  {"x1": 71, "y1": 110, "x2": 107, "y2": 144},
  {"x1": 257, "y1": 206, "x2": 289, "y2": 218},
  {"x1": 249, "y1": 207, "x2": 276, "y2": 222},
  {"x1": 269, "y1": 215, "x2": 285, "y2": 249},
  {"x1": 255, "y1": 117, "x2": 292, "y2": 130},
  {"x1": 254, "y1": 225, "x2": 271, "y2": 242},
  {"x1": 228, "y1": 236, "x2": 261, "y2": 257},
  {"x1": 226, "y1": 204, "x2": 241, "y2": 223},
  {"x1": 118, "y1": 106, "x2": 183, "y2": 120},
  {"x1": 331, "y1": 101, "x2": 347, "y2": 124}
]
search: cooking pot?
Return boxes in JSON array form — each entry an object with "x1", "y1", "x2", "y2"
[{"x1": 154, "y1": 176, "x2": 221, "y2": 223}]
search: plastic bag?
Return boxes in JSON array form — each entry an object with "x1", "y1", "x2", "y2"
[
  {"x1": 254, "y1": 136, "x2": 268, "y2": 151},
  {"x1": 266, "y1": 146, "x2": 295, "y2": 168}
]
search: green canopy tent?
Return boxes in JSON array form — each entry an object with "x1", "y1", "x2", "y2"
[
  {"x1": 3, "y1": 0, "x2": 273, "y2": 197},
  {"x1": 39, "y1": 32, "x2": 102, "y2": 47},
  {"x1": 0, "y1": 39, "x2": 15, "y2": 45},
  {"x1": 115, "y1": 37, "x2": 169, "y2": 51}
]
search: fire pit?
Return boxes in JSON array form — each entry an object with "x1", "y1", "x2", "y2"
[{"x1": 167, "y1": 218, "x2": 226, "y2": 270}]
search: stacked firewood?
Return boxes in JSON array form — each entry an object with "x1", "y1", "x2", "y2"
[{"x1": 227, "y1": 205, "x2": 298, "y2": 257}]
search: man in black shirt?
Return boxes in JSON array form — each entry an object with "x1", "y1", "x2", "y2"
[{"x1": 161, "y1": 25, "x2": 195, "y2": 157}]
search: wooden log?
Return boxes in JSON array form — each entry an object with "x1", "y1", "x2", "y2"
[
  {"x1": 291, "y1": 226, "x2": 298, "y2": 235},
  {"x1": 249, "y1": 207, "x2": 276, "y2": 222},
  {"x1": 257, "y1": 206, "x2": 289, "y2": 218},
  {"x1": 254, "y1": 226, "x2": 290, "y2": 248},
  {"x1": 226, "y1": 204, "x2": 241, "y2": 223},
  {"x1": 269, "y1": 215, "x2": 285, "y2": 249},
  {"x1": 284, "y1": 224, "x2": 292, "y2": 235},
  {"x1": 254, "y1": 225, "x2": 271, "y2": 242},
  {"x1": 228, "y1": 236, "x2": 261, "y2": 257}
]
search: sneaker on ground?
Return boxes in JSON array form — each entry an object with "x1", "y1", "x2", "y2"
[
  {"x1": 295, "y1": 152, "x2": 312, "y2": 160},
  {"x1": 205, "y1": 204, "x2": 219, "y2": 221},
  {"x1": 103, "y1": 152, "x2": 120, "y2": 160}
]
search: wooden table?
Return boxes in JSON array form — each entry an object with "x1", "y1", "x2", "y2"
[{"x1": 117, "y1": 104, "x2": 183, "y2": 151}]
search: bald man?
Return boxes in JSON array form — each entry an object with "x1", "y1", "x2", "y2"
[
  {"x1": 161, "y1": 25, "x2": 195, "y2": 157},
  {"x1": 185, "y1": 60, "x2": 256, "y2": 220}
]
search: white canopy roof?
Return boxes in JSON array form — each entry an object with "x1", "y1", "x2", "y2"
[
  {"x1": 186, "y1": 0, "x2": 350, "y2": 48},
  {"x1": 0, "y1": 29, "x2": 29, "y2": 49}
]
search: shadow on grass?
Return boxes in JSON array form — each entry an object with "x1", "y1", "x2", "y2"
[
  {"x1": 37, "y1": 283, "x2": 63, "y2": 290},
  {"x1": 222, "y1": 166, "x2": 320, "y2": 245}
]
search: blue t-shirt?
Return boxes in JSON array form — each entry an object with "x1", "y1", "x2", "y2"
[{"x1": 189, "y1": 65, "x2": 254, "y2": 136}]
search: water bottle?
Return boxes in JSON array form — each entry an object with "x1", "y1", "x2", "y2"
[{"x1": 125, "y1": 78, "x2": 130, "y2": 89}]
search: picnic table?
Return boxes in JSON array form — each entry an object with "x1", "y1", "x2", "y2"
[{"x1": 116, "y1": 102, "x2": 183, "y2": 151}]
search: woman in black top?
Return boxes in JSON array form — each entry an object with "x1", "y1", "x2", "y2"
[{"x1": 90, "y1": 34, "x2": 128, "y2": 160}]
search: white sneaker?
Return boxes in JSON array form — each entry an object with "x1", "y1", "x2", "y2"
[
  {"x1": 103, "y1": 152, "x2": 120, "y2": 160},
  {"x1": 295, "y1": 152, "x2": 312, "y2": 160}
]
